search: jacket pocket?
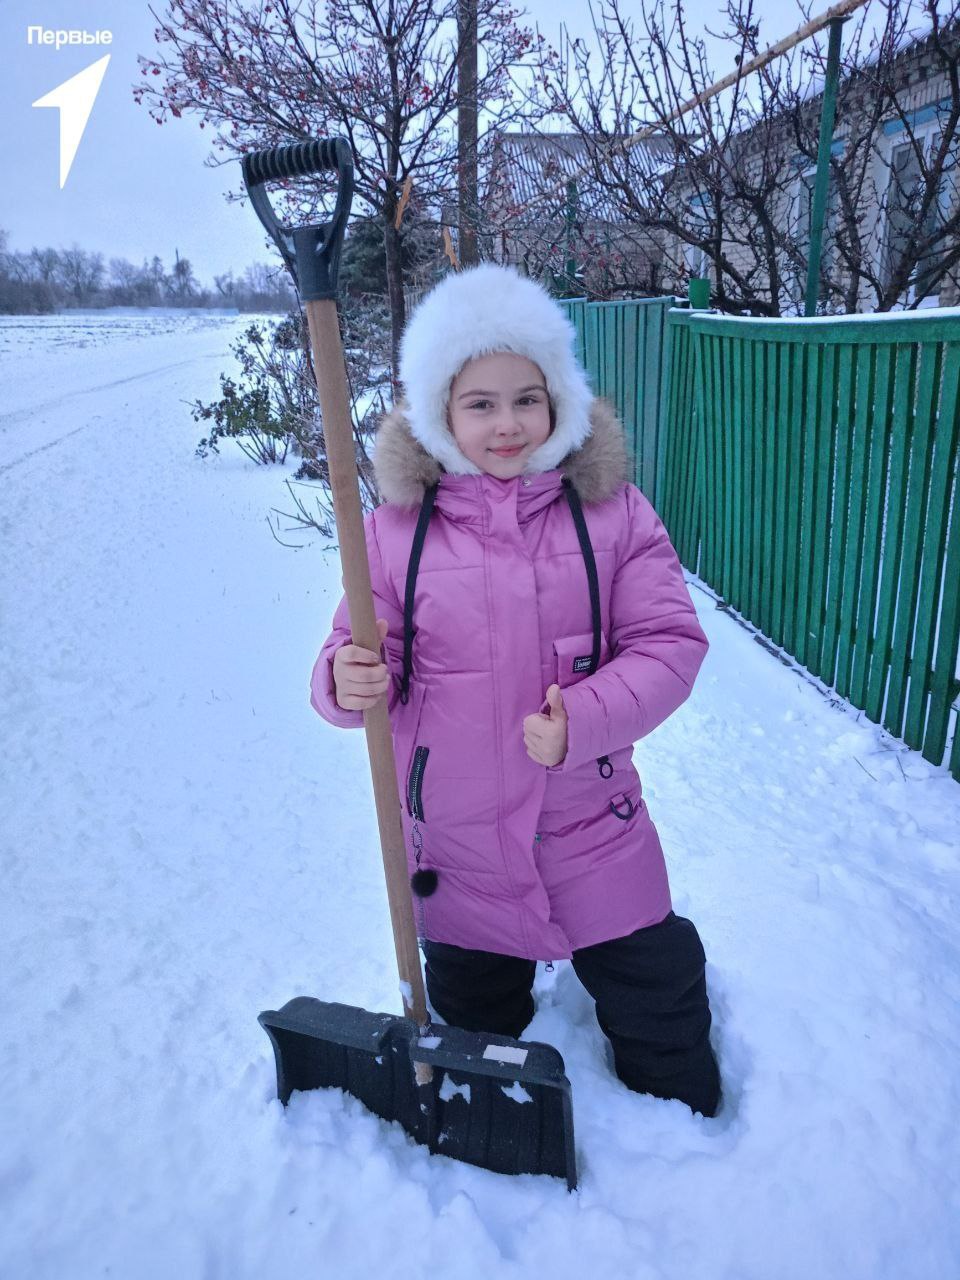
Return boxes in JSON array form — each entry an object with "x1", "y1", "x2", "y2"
[
  {"x1": 396, "y1": 679, "x2": 428, "y2": 800},
  {"x1": 539, "y1": 779, "x2": 644, "y2": 866},
  {"x1": 553, "y1": 631, "x2": 611, "y2": 690}
]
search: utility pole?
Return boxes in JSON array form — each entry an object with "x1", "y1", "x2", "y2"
[
  {"x1": 457, "y1": 0, "x2": 479, "y2": 267},
  {"x1": 564, "y1": 179, "x2": 579, "y2": 294}
]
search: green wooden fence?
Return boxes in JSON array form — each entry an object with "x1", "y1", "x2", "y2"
[
  {"x1": 561, "y1": 296, "x2": 681, "y2": 508},
  {"x1": 664, "y1": 309, "x2": 960, "y2": 781},
  {"x1": 562, "y1": 296, "x2": 960, "y2": 782}
]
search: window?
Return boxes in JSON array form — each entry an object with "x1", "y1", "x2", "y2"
[
  {"x1": 879, "y1": 99, "x2": 958, "y2": 305},
  {"x1": 795, "y1": 167, "x2": 841, "y2": 272},
  {"x1": 784, "y1": 143, "x2": 843, "y2": 311},
  {"x1": 684, "y1": 192, "x2": 713, "y2": 280}
]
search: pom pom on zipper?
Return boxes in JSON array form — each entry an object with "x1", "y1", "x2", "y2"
[{"x1": 411, "y1": 868, "x2": 439, "y2": 897}]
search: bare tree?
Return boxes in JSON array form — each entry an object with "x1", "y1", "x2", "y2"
[
  {"x1": 214, "y1": 269, "x2": 237, "y2": 301},
  {"x1": 514, "y1": 0, "x2": 827, "y2": 314},
  {"x1": 30, "y1": 247, "x2": 62, "y2": 287},
  {"x1": 145, "y1": 254, "x2": 170, "y2": 301},
  {"x1": 57, "y1": 246, "x2": 105, "y2": 306},
  {"x1": 481, "y1": 128, "x2": 676, "y2": 300},
  {"x1": 109, "y1": 257, "x2": 141, "y2": 290},
  {"x1": 170, "y1": 250, "x2": 200, "y2": 301},
  {"x1": 522, "y1": 0, "x2": 960, "y2": 314},
  {"x1": 786, "y1": 1, "x2": 960, "y2": 311},
  {"x1": 133, "y1": 0, "x2": 549, "y2": 385}
]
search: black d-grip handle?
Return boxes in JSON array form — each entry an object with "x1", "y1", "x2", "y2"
[
  {"x1": 242, "y1": 137, "x2": 347, "y2": 185},
  {"x1": 240, "y1": 137, "x2": 354, "y2": 301}
]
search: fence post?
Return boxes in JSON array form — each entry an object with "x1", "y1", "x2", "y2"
[
  {"x1": 688, "y1": 278, "x2": 711, "y2": 310},
  {"x1": 804, "y1": 16, "x2": 846, "y2": 317}
]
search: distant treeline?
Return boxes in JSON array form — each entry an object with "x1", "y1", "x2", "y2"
[{"x1": 0, "y1": 229, "x2": 296, "y2": 314}]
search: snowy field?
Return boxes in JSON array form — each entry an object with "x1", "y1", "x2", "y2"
[{"x1": 1, "y1": 312, "x2": 958, "y2": 1280}]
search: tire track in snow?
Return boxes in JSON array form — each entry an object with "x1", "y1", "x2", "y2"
[{"x1": 0, "y1": 354, "x2": 221, "y2": 474}]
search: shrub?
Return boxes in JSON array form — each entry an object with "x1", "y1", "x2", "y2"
[{"x1": 192, "y1": 316, "x2": 307, "y2": 465}]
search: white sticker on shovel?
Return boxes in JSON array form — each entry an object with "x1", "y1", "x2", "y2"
[{"x1": 483, "y1": 1044, "x2": 528, "y2": 1066}]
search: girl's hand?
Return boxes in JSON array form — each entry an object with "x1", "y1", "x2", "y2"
[
  {"x1": 333, "y1": 618, "x2": 391, "y2": 710},
  {"x1": 523, "y1": 684, "x2": 568, "y2": 767}
]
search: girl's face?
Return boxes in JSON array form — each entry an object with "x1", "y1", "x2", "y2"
[{"x1": 446, "y1": 351, "x2": 554, "y2": 477}]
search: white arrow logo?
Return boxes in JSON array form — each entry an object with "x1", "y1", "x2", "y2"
[{"x1": 32, "y1": 54, "x2": 110, "y2": 189}]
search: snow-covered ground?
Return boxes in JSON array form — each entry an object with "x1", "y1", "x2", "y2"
[{"x1": 1, "y1": 313, "x2": 958, "y2": 1280}]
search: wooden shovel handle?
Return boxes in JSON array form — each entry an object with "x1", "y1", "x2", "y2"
[{"x1": 303, "y1": 297, "x2": 429, "y2": 1032}]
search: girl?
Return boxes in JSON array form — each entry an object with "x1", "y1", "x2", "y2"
[{"x1": 310, "y1": 264, "x2": 722, "y2": 1118}]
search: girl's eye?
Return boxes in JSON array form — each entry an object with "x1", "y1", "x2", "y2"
[{"x1": 469, "y1": 400, "x2": 491, "y2": 410}]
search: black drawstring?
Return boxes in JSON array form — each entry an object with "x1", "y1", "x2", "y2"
[
  {"x1": 399, "y1": 482, "x2": 439, "y2": 705},
  {"x1": 560, "y1": 478, "x2": 602, "y2": 674},
  {"x1": 561, "y1": 478, "x2": 613, "y2": 779}
]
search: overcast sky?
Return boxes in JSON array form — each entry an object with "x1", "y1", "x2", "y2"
[{"x1": 0, "y1": 0, "x2": 896, "y2": 288}]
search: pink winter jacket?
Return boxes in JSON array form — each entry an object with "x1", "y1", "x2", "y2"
[{"x1": 309, "y1": 397, "x2": 709, "y2": 960}]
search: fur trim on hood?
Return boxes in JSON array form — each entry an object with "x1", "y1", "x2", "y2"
[
  {"x1": 397, "y1": 264, "x2": 596, "y2": 476},
  {"x1": 372, "y1": 396, "x2": 630, "y2": 508}
]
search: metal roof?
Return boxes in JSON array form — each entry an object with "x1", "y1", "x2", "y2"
[{"x1": 483, "y1": 130, "x2": 670, "y2": 224}]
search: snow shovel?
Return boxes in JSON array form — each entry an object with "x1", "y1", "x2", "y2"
[{"x1": 241, "y1": 138, "x2": 577, "y2": 1191}]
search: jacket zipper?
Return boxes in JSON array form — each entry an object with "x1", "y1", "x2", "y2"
[
  {"x1": 407, "y1": 746, "x2": 430, "y2": 939},
  {"x1": 407, "y1": 745, "x2": 429, "y2": 820}
]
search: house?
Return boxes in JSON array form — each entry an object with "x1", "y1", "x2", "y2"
[
  {"x1": 478, "y1": 130, "x2": 671, "y2": 297},
  {"x1": 664, "y1": 19, "x2": 960, "y2": 314}
]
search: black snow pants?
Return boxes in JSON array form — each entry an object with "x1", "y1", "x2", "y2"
[{"x1": 422, "y1": 911, "x2": 721, "y2": 1118}]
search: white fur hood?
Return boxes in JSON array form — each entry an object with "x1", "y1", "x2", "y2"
[{"x1": 397, "y1": 264, "x2": 597, "y2": 476}]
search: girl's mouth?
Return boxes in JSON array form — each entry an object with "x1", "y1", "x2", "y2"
[{"x1": 490, "y1": 445, "x2": 524, "y2": 456}]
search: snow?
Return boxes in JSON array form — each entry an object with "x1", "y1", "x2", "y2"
[
  {"x1": 678, "y1": 303, "x2": 960, "y2": 323},
  {"x1": 501, "y1": 1081, "x2": 534, "y2": 1105},
  {"x1": 2, "y1": 312, "x2": 959, "y2": 1280},
  {"x1": 439, "y1": 1077, "x2": 472, "y2": 1106}
]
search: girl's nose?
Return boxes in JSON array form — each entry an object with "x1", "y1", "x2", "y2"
[{"x1": 493, "y1": 407, "x2": 523, "y2": 435}]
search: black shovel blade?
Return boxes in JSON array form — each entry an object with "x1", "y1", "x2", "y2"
[{"x1": 259, "y1": 997, "x2": 577, "y2": 1190}]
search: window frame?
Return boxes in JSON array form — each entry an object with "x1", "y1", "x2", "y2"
[
  {"x1": 782, "y1": 146, "x2": 844, "y2": 313},
  {"x1": 683, "y1": 191, "x2": 713, "y2": 281},
  {"x1": 875, "y1": 98, "x2": 957, "y2": 309}
]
